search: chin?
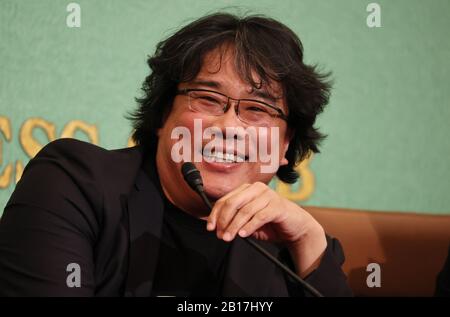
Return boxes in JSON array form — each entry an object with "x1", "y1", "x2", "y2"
[{"x1": 203, "y1": 183, "x2": 235, "y2": 200}]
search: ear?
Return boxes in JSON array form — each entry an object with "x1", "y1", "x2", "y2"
[{"x1": 280, "y1": 127, "x2": 293, "y2": 166}]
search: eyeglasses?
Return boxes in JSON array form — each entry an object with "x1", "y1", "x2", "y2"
[{"x1": 176, "y1": 88, "x2": 288, "y2": 126}]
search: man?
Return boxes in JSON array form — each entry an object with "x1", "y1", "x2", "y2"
[{"x1": 0, "y1": 13, "x2": 352, "y2": 296}]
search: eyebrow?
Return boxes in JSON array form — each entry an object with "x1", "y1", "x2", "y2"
[{"x1": 189, "y1": 79, "x2": 281, "y2": 104}]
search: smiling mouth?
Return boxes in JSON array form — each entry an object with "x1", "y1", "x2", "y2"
[{"x1": 201, "y1": 149, "x2": 249, "y2": 163}]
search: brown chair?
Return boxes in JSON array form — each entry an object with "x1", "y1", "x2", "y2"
[{"x1": 307, "y1": 206, "x2": 450, "y2": 296}]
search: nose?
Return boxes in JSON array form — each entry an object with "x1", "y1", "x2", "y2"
[{"x1": 213, "y1": 98, "x2": 245, "y2": 135}]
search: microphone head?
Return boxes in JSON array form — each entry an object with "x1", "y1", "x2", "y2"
[{"x1": 181, "y1": 162, "x2": 203, "y2": 192}]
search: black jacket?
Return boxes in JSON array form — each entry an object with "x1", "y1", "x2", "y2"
[
  {"x1": 0, "y1": 138, "x2": 352, "y2": 296},
  {"x1": 435, "y1": 244, "x2": 450, "y2": 296}
]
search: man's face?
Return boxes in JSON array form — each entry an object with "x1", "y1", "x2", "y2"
[{"x1": 156, "y1": 45, "x2": 291, "y2": 209}]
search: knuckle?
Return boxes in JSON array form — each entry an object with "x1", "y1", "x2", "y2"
[
  {"x1": 239, "y1": 206, "x2": 254, "y2": 217},
  {"x1": 255, "y1": 212, "x2": 269, "y2": 223},
  {"x1": 216, "y1": 211, "x2": 228, "y2": 222},
  {"x1": 223, "y1": 199, "x2": 234, "y2": 208},
  {"x1": 215, "y1": 198, "x2": 225, "y2": 206}
]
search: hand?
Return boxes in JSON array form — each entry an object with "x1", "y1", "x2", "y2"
[{"x1": 206, "y1": 182, "x2": 327, "y2": 277}]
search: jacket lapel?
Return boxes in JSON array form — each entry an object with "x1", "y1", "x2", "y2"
[
  {"x1": 222, "y1": 238, "x2": 290, "y2": 296},
  {"x1": 124, "y1": 168, "x2": 164, "y2": 296}
]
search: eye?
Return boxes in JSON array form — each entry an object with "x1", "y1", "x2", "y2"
[
  {"x1": 247, "y1": 105, "x2": 269, "y2": 113},
  {"x1": 199, "y1": 96, "x2": 220, "y2": 104}
]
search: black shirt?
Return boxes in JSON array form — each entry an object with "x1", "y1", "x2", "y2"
[
  {"x1": 143, "y1": 158, "x2": 231, "y2": 297},
  {"x1": 150, "y1": 197, "x2": 231, "y2": 296}
]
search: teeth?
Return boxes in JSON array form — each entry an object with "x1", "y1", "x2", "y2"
[{"x1": 203, "y1": 151, "x2": 246, "y2": 163}]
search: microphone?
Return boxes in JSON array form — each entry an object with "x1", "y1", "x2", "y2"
[
  {"x1": 181, "y1": 162, "x2": 324, "y2": 297},
  {"x1": 182, "y1": 162, "x2": 212, "y2": 210}
]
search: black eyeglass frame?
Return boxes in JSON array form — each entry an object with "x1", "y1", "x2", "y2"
[{"x1": 176, "y1": 88, "x2": 288, "y2": 122}]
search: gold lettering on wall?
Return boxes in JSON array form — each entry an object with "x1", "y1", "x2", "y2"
[
  {"x1": 20, "y1": 118, "x2": 56, "y2": 158},
  {"x1": 127, "y1": 135, "x2": 136, "y2": 148},
  {"x1": 276, "y1": 153, "x2": 315, "y2": 201},
  {"x1": 15, "y1": 160, "x2": 24, "y2": 184},
  {"x1": 13, "y1": 118, "x2": 98, "y2": 184},
  {"x1": 0, "y1": 116, "x2": 13, "y2": 188},
  {"x1": 61, "y1": 120, "x2": 99, "y2": 145}
]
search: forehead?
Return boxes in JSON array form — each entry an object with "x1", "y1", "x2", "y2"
[{"x1": 194, "y1": 44, "x2": 285, "y2": 101}]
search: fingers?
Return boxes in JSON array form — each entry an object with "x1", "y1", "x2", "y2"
[
  {"x1": 238, "y1": 205, "x2": 278, "y2": 238},
  {"x1": 207, "y1": 182, "x2": 270, "y2": 241},
  {"x1": 215, "y1": 183, "x2": 268, "y2": 238},
  {"x1": 209, "y1": 182, "x2": 267, "y2": 236},
  {"x1": 220, "y1": 195, "x2": 270, "y2": 241},
  {"x1": 207, "y1": 183, "x2": 251, "y2": 231}
]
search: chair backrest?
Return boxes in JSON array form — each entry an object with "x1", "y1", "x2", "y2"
[{"x1": 307, "y1": 206, "x2": 450, "y2": 296}]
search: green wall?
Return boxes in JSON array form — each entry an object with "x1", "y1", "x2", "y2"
[{"x1": 1, "y1": 0, "x2": 450, "y2": 215}]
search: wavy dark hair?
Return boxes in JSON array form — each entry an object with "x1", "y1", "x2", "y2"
[{"x1": 128, "y1": 12, "x2": 331, "y2": 184}]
